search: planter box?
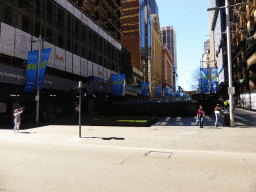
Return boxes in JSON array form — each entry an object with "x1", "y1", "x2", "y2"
[{"x1": 90, "y1": 116, "x2": 158, "y2": 127}]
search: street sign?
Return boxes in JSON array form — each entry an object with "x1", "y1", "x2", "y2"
[{"x1": 228, "y1": 87, "x2": 235, "y2": 95}]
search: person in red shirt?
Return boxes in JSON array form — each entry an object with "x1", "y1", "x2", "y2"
[{"x1": 197, "y1": 105, "x2": 205, "y2": 128}]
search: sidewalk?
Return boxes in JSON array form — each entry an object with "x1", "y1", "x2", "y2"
[
  {"x1": 0, "y1": 112, "x2": 99, "y2": 130},
  {"x1": 1, "y1": 122, "x2": 256, "y2": 154}
]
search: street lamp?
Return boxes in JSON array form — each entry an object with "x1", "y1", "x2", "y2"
[
  {"x1": 207, "y1": 1, "x2": 249, "y2": 127},
  {"x1": 31, "y1": 35, "x2": 50, "y2": 123}
]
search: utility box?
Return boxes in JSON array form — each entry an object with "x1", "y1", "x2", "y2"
[{"x1": 223, "y1": 111, "x2": 230, "y2": 126}]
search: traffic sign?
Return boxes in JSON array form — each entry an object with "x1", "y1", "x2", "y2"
[{"x1": 228, "y1": 87, "x2": 235, "y2": 95}]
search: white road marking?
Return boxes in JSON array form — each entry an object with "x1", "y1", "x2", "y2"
[{"x1": 1, "y1": 139, "x2": 256, "y2": 156}]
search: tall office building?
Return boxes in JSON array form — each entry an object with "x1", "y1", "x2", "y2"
[
  {"x1": 161, "y1": 26, "x2": 177, "y2": 90},
  {"x1": 121, "y1": 0, "x2": 158, "y2": 84},
  {"x1": 150, "y1": 14, "x2": 162, "y2": 96},
  {"x1": 69, "y1": 0, "x2": 122, "y2": 41},
  {"x1": 0, "y1": 0, "x2": 122, "y2": 123}
]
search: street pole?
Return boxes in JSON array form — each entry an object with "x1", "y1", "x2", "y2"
[
  {"x1": 225, "y1": 0, "x2": 234, "y2": 127},
  {"x1": 36, "y1": 35, "x2": 42, "y2": 124},
  {"x1": 78, "y1": 81, "x2": 82, "y2": 138}
]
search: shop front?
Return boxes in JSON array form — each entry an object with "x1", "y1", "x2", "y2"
[{"x1": 0, "y1": 64, "x2": 78, "y2": 124}]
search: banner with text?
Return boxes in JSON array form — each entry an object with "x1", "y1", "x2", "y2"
[
  {"x1": 112, "y1": 74, "x2": 126, "y2": 96},
  {"x1": 141, "y1": 82, "x2": 150, "y2": 96},
  {"x1": 200, "y1": 68, "x2": 209, "y2": 94},
  {"x1": 38, "y1": 48, "x2": 51, "y2": 90},
  {"x1": 163, "y1": 88, "x2": 168, "y2": 97},
  {"x1": 210, "y1": 67, "x2": 218, "y2": 93},
  {"x1": 24, "y1": 50, "x2": 39, "y2": 92},
  {"x1": 155, "y1": 86, "x2": 162, "y2": 97}
]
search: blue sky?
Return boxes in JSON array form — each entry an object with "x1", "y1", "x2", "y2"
[{"x1": 156, "y1": 0, "x2": 211, "y2": 91}]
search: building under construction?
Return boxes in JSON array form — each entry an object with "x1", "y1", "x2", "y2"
[{"x1": 69, "y1": 0, "x2": 122, "y2": 40}]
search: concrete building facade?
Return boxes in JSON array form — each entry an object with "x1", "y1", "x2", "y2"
[
  {"x1": 161, "y1": 25, "x2": 177, "y2": 90},
  {"x1": 229, "y1": 0, "x2": 256, "y2": 110},
  {"x1": 0, "y1": 0, "x2": 122, "y2": 123},
  {"x1": 162, "y1": 45, "x2": 174, "y2": 90},
  {"x1": 121, "y1": 0, "x2": 158, "y2": 87},
  {"x1": 149, "y1": 14, "x2": 162, "y2": 96}
]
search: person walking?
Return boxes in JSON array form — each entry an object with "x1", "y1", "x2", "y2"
[
  {"x1": 224, "y1": 100, "x2": 228, "y2": 111},
  {"x1": 13, "y1": 108, "x2": 23, "y2": 134},
  {"x1": 214, "y1": 104, "x2": 221, "y2": 127},
  {"x1": 197, "y1": 105, "x2": 205, "y2": 128}
]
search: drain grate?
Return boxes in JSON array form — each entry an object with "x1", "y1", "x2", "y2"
[{"x1": 145, "y1": 151, "x2": 173, "y2": 159}]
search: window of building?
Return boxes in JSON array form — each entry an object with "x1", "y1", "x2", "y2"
[
  {"x1": 58, "y1": 34, "x2": 64, "y2": 49},
  {"x1": 34, "y1": 22, "x2": 41, "y2": 38},
  {"x1": 102, "y1": 58, "x2": 108, "y2": 68},
  {"x1": 99, "y1": 37, "x2": 103, "y2": 53},
  {"x1": 67, "y1": 39, "x2": 72, "y2": 52},
  {"x1": 88, "y1": 30, "x2": 92, "y2": 46},
  {"x1": 21, "y1": 15, "x2": 30, "y2": 33},
  {"x1": 35, "y1": 0, "x2": 42, "y2": 18},
  {"x1": 18, "y1": 0, "x2": 30, "y2": 10},
  {"x1": 67, "y1": 14, "x2": 72, "y2": 29},
  {"x1": 93, "y1": 52, "x2": 98, "y2": 63},
  {"x1": 94, "y1": 34, "x2": 98, "y2": 50},
  {"x1": 104, "y1": 41, "x2": 107, "y2": 55},
  {"x1": 99, "y1": 56, "x2": 103, "y2": 66},
  {"x1": 74, "y1": 19, "x2": 80, "y2": 40},
  {"x1": 81, "y1": 47, "x2": 87, "y2": 59},
  {"x1": 56, "y1": 7, "x2": 65, "y2": 34},
  {"x1": 111, "y1": 47, "x2": 115, "y2": 60},
  {"x1": 108, "y1": 43, "x2": 111, "y2": 57},
  {"x1": 74, "y1": 43, "x2": 80, "y2": 56},
  {"x1": 88, "y1": 50, "x2": 92, "y2": 61},
  {"x1": 81, "y1": 24, "x2": 87, "y2": 45},
  {"x1": 46, "y1": 28, "x2": 53, "y2": 43},
  {"x1": 4, "y1": 5, "x2": 14, "y2": 26}
]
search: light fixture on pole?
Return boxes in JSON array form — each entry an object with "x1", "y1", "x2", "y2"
[{"x1": 207, "y1": 1, "x2": 249, "y2": 127}]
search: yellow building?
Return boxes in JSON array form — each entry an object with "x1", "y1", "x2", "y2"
[{"x1": 150, "y1": 14, "x2": 162, "y2": 96}]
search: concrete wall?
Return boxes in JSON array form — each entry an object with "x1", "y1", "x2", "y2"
[{"x1": 100, "y1": 101, "x2": 198, "y2": 117}]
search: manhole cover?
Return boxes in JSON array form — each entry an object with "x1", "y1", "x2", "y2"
[{"x1": 145, "y1": 151, "x2": 173, "y2": 159}]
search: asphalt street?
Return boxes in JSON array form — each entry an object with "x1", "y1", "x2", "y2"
[{"x1": 0, "y1": 108, "x2": 256, "y2": 192}]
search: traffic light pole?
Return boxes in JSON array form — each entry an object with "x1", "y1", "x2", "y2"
[
  {"x1": 78, "y1": 81, "x2": 82, "y2": 138},
  {"x1": 79, "y1": 91, "x2": 82, "y2": 137}
]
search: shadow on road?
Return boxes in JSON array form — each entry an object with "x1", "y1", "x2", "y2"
[
  {"x1": 152, "y1": 116, "x2": 218, "y2": 127},
  {"x1": 81, "y1": 137, "x2": 125, "y2": 140}
]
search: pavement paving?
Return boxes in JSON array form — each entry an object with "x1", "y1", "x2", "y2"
[{"x1": 1, "y1": 107, "x2": 256, "y2": 191}]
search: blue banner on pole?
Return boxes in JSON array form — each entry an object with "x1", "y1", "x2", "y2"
[
  {"x1": 163, "y1": 88, "x2": 168, "y2": 97},
  {"x1": 112, "y1": 74, "x2": 126, "y2": 95},
  {"x1": 24, "y1": 50, "x2": 39, "y2": 92},
  {"x1": 141, "y1": 82, "x2": 150, "y2": 96},
  {"x1": 155, "y1": 86, "x2": 162, "y2": 97},
  {"x1": 38, "y1": 48, "x2": 51, "y2": 90},
  {"x1": 168, "y1": 89, "x2": 173, "y2": 97},
  {"x1": 200, "y1": 68, "x2": 209, "y2": 94},
  {"x1": 210, "y1": 67, "x2": 218, "y2": 92}
]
